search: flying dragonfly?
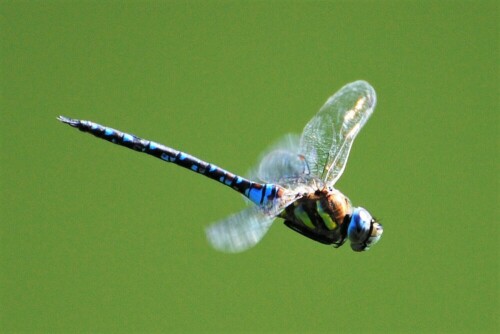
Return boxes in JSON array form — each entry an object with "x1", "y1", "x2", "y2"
[{"x1": 58, "y1": 80, "x2": 383, "y2": 253}]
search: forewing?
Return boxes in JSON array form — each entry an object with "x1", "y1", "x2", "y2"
[
  {"x1": 300, "y1": 80, "x2": 376, "y2": 185},
  {"x1": 205, "y1": 207, "x2": 276, "y2": 253}
]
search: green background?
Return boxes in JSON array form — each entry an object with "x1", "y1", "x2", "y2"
[{"x1": 1, "y1": 1, "x2": 497, "y2": 333}]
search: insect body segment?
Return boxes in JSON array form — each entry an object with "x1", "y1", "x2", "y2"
[{"x1": 280, "y1": 188, "x2": 352, "y2": 247}]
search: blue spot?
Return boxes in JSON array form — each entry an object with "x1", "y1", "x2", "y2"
[
  {"x1": 160, "y1": 153, "x2": 170, "y2": 161},
  {"x1": 179, "y1": 153, "x2": 187, "y2": 160},
  {"x1": 244, "y1": 188, "x2": 249, "y2": 197},
  {"x1": 236, "y1": 177, "x2": 243, "y2": 184},
  {"x1": 191, "y1": 165, "x2": 198, "y2": 172},
  {"x1": 264, "y1": 184, "x2": 274, "y2": 201},
  {"x1": 149, "y1": 141, "x2": 158, "y2": 150},
  {"x1": 248, "y1": 187, "x2": 263, "y2": 205},
  {"x1": 209, "y1": 165, "x2": 217, "y2": 172},
  {"x1": 105, "y1": 128, "x2": 114, "y2": 136},
  {"x1": 219, "y1": 176, "x2": 225, "y2": 182},
  {"x1": 123, "y1": 134, "x2": 133, "y2": 142},
  {"x1": 348, "y1": 208, "x2": 371, "y2": 244},
  {"x1": 91, "y1": 124, "x2": 98, "y2": 130},
  {"x1": 224, "y1": 178, "x2": 232, "y2": 185}
]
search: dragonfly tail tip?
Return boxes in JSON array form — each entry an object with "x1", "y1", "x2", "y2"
[{"x1": 57, "y1": 115, "x2": 80, "y2": 127}]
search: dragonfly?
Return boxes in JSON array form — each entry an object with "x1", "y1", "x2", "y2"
[{"x1": 58, "y1": 80, "x2": 383, "y2": 253}]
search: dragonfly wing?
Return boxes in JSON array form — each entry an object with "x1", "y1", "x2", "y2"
[
  {"x1": 247, "y1": 134, "x2": 310, "y2": 187},
  {"x1": 206, "y1": 189, "x2": 298, "y2": 253},
  {"x1": 300, "y1": 80, "x2": 376, "y2": 186},
  {"x1": 205, "y1": 207, "x2": 276, "y2": 253}
]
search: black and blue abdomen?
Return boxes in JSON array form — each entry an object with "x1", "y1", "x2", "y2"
[
  {"x1": 280, "y1": 189, "x2": 352, "y2": 246},
  {"x1": 57, "y1": 116, "x2": 284, "y2": 207}
]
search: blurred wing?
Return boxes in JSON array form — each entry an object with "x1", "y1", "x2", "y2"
[
  {"x1": 300, "y1": 80, "x2": 376, "y2": 186},
  {"x1": 247, "y1": 134, "x2": 310, "y2": 187},
  {"x1": 206, "y1": 188, "x2": 298, "y2": 253},
  {"x1": 205, "y1": 207, "x2": 276, "y2": 253}
]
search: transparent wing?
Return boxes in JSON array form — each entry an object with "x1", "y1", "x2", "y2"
[
  {"x1": 206, "y1": 189, "x2": 298, "y2": 253},
  {"x1": 300, "y1": 80, "x2": 376, "y2": 186},
  {"x1": 247, "y1": 134, "x2": 311, "y2": 188},
  {"x1": 205, "y1": 207, "x2": 276, "y2": 253}
]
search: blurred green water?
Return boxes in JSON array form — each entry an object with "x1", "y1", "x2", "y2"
[{"x1": 1, "y1": 1, "x2": 497, "y2": 333}]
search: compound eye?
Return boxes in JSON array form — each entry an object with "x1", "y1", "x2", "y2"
[
  {"x1": 365, "y1": 222, "x2": 383, "y2": 249},
  {"x1": 348, "y1": 207, "x2": 382, "y2": 251}
]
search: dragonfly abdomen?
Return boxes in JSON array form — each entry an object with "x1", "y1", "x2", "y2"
[{"x1": 57, "y1": 116, "x2": 284, "y2": 206}]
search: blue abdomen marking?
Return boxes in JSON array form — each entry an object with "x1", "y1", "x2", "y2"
[
  {"x1": 248, "y1": 186, "x2": 263, "y2": 204},
  {"x1": 123, "y1": 134, "x2": 134, "y2": 142}
]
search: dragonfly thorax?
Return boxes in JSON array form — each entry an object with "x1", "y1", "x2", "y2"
[{"x1": 280, "y1": 188, "x2": 353, "y2": 247}]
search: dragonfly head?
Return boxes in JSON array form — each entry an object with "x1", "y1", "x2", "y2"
[{"x1": 347, "y1": 207, "x2": 383, "y2": 251}]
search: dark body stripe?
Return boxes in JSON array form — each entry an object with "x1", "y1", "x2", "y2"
[
  {"x1": 280, "y1": 189, "x2": 352, "y2": 246},
  {"x1": 57, "y1": 116, "x2": 283, "y2": 206}
]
